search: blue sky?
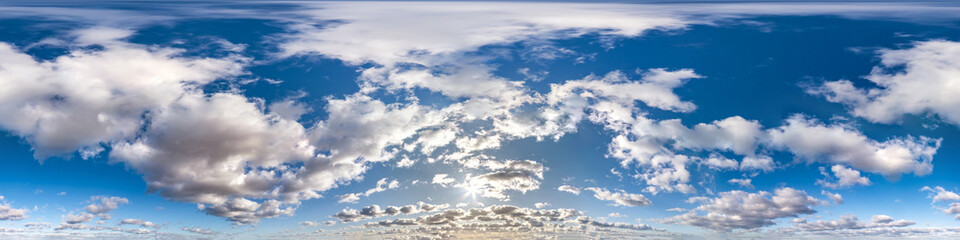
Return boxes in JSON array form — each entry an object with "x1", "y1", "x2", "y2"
[{"x1": 1, "y1": 1, "x2": 960, "y2": 239}]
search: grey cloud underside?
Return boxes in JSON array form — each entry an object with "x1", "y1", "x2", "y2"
[
  {"x1": 660, "y1": 187, "x2": 821, "y2": 230},
  {"x1": 332, "y1": 202, "x2": 450, "y2": 223},
  {"x1": 0, "y1": 197, "x2": 28, "y2": 221},
  {"x1": 358, "y1": 204, "x2": 659, "y2": 233},
  {"x1": 0, "y1": 1, "x2": 958, "y2": 231},
  {"x1": 765, "y1": 214, "x2": 934, "y2": 239},
  {"x1": 313, "y1": 203, "x2": 688, "y2": 239}
]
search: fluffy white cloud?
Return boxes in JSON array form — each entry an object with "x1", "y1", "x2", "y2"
[
  {"x1": 767, "y1": 115, "x2": 939, "y2": 178},
  {"x1": 521, "y1": 69, "x2": 706, "y2": 143},
  {"x1": 945, "y1": 203, "x2": 960, "y2": 219},
  {"x1": 0, "y1": 23, "x2": 465, "y2": 224},
  {"x1": 595, "y1": 108, "x2": 936, "y2": 195},
  {"x1": 308, "y1": 94, "x2": 445, "y2": 164},
  {"x1": 922, "y1": 186, "x2": 960, "y2": 203},
  {"x1": 662, "y1": 187, "x2": 820, "y2": 230},
  {"x1": 84, "y1": 196, "x2": 129, "y2": 215},
  {"x1": 602, "y1": 116, "x2": 766, "y2": 194},
  {"x1": 818, "y1": 165, "x2": 872, "y2": 189},
  {"x1": 0, "y1": 28, "x2": 354, "y2": 224},
  {"x1": 54, "y1": 195, "x2": 129, "y2": 230},
  {"x1": 357, "y1": 63, "x2": 530, "y2": 106},
  {"x1": 809, "y1": 40, "x2": 960, "y2": 126},
  {"x1": 822, "y1": 190, "x2": 844, "y2": 205},
  {"x1": 105, "y1": 89, "x2": 438, "y2": 223},
  {"x1": 280, "y1": 94, "x2": 454, "y2": 204},
  {"x1": 407, "y1": 126, "x2": 459, "y2": 156},
  {"x1": 728, "y1": 178, "x2": 753, "y2": 188},
  {"x1": 585, "y1": 187, "x2": 652, "y2": 207},
  {"x1": 0, "y1": 196, "x2": 28, "y2": 221},
  {"x1": 460, "y1": 160, "x2": 544, "y2": 200},
  {"x1": 919, "y1": 186, "x2": 960, "y2": 220},
  {"x1": 740, "y1": 155, "x2": 775, "y2": 172},
  {"x1": 0, "y1": 31, "x2": 247, "y2": 159},
  {"x1": 432, "y1": 174, "x2": 456, "y2": 186},
  {"x1": 108, "y1": 92, "x2": 315, "y2": 202},
  {"x1": 701, "y1": 154, "x2": 740, "y2": 170},
  {"x1": 558, "y1": 185, "x2": 581, "y2": 195},
  {"x1": 551, "y1": 102, "x2": 935, "y2": 196},
  {"x1": 546, "y1": 69, "x2": 701, "y2": 114}
]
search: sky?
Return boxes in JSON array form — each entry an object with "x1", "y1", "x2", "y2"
[{"x1": 2, "y1": 1, "x2": 960, "y2": 239}]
